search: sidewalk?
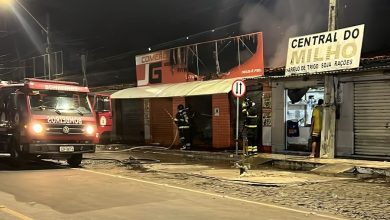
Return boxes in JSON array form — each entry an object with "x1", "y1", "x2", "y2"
[
  {"x1": 95, "y1": 145, "x2": 390, "y2": 177},
  {"x1": 246, "y1": 153, "x2": 390, "y2": 176}
]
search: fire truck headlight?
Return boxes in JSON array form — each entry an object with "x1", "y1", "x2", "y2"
[
  {"x1": 32, "y1": 123, "x2": 43, "y2": 134},
  {"x1": 85, "y1": 125, "x2": 95, "y2": 135}
]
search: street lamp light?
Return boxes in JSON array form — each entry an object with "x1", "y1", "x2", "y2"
[
  {"x1": 0, "y1": 0, "x2": 13, "y2": 6},
  {"x1": 1, "y1": 0, "x2": 53, "y2": 79}
]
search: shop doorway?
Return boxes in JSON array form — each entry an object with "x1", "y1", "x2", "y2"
[
  {"x1": 114, "y1": 99, "x2": 145, "y2": 144},
  {"x1": 285, "y1": 87, "x2": 324, "y2": 151},
  {"x1": 185, "y1": 96, "x2": 212, "y2": 148}
]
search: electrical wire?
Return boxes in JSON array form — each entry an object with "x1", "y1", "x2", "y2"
[{"x1": 89, "y1": 22, "x2": 242, "y2": 65}]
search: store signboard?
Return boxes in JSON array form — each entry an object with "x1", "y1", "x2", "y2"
[
  {"x1": 285, "y1": 24, "x2": 364, "y2": 75},
  {"x1": 136, "y1": 32, "x2": 264, "y2": 86}
]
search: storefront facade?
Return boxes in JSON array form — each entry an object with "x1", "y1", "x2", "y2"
[
  {"x1": 266, "y1": 60, "x2": 390, "y2": 159},
  {"x1": 111, "y1": 79, "x2": 238, "y2": 149},
  {"x1": 269, "y1": 74, "x2": 325, "y2": 153},
  {"x1": 336, "y1": 69, "x2": 390, "y2": 159}
]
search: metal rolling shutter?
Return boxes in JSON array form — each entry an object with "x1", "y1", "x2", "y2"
[
  {"x1": 150, "y1": 98, "x2": 174, "y2": 146},
  {"x1": 121, "y1": 99, "x2": 144, "y2": 143},
  {"x1": 354, "y1": 81, "x2": 390, "y2": 156}
]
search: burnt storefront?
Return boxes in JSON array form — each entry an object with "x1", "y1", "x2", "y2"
[
  {"x1": 112, "y1": 32, "x2": 265, "y2": 150},
  {"x1": 111, "y1": 79, "x2": 236, "y2": 149}
]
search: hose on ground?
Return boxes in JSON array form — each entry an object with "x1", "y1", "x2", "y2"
[{"x1": 83, "y1": 146, "x2": 171, "y2": 165}]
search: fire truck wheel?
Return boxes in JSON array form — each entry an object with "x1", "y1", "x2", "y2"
[
  {"x1": 9, "y1": 139, "x2": 26, "y2": 167},
  {"x1": 99, "y1": 132, "x2": 111, "y2": 145},
  {"x1": 67, "y1": 154, "x2": 83, "y2": 167},
  {"x1": 10, "y1": 139, "x2": 20, "y2": 159}
]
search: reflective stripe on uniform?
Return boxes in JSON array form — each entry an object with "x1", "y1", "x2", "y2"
[
  {"x1": 245, "y1": 125, "x2": 257, "y2": 128},
  {"x1": 246, "y1": 115, "x2": 258, "y2": 118},
  {"x1": 179, "y1": 126, "x2": 190, "y2": 129}
]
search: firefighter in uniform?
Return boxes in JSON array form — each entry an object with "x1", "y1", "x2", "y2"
[
  {"x1": 242, "y1": 98, "x2": 258, "y2": 156},
  {"x1": 174, "y1": 104, "x2": 191, "y2": 150},
  {"x1": 241, "y1": 97, "x2": 254, "y2": 115}
]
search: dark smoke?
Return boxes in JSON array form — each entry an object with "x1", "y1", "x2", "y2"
[
  {"x1": 240, "y1": 0, "x2": 328, "y2": 68},
  {"x1": 338, "y1": 0, "x2": 390, "y2": 54},
  {"x1": 240, "y1": 0, "x2": 390, "y2": 68}
]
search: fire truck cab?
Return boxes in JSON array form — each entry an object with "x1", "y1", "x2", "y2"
[
  {"x1": 0, "y1": 78, "x2": 97, "y2": 167},
  {"x1": 88, "y1": 93, "x2": 112, "y2": 144}
]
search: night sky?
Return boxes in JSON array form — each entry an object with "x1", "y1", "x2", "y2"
[{"x1": 1, "y1": 0, "x2": 390, "y2": 85}]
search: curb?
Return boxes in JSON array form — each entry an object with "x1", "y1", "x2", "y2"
[
  {"x1": 95, "y1": 145, "x2": 390, "y2": 177},
  {"x1": 354, "y1": 166, "x2": 390, "y2": 177}
]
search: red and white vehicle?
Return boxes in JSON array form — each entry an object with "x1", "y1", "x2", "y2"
[
  {"x1": 0, "y1": 78, "x2": 97, "y2": 167},
  {"x1": 88, "y1": 93, "x2": 112, "y2": 144}
]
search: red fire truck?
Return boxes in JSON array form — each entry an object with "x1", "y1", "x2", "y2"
[
  {"x1": 88, "y1": 93, "x2": 112, "y2": 144},
  {"x1": 0, "y1": 78, "x2": 97, "y2": 167}
]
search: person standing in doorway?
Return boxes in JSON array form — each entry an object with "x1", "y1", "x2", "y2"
[
  {"x1": 309, "y1": 99, "x2": 324, "y2": 158},
  {"x1": 174, "y1": 104, "x2": 191, "y2": 150}
]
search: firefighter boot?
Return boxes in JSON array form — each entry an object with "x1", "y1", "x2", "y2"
[
  {"x1": 247, "y1": 146, "x2": 253, "y2": 156},
  {"x1": 252, "y1": 146, "x2": 258, "y2": 155},
  {"x1": 242, "y1": 137, "x2": 248, "y2": 156}
]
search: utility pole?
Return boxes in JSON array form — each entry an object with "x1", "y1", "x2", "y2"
[
  {"x1": 320, "y1": 0, "x2": 337, "y2": 158},
  {"x1": 13, "y1": 0, "x2": 52, "y2": 79},
  {"x1": 81, "y1": 53, "x2": 88, "y2": 87},
  {"x1": 46, "y1": 13, "x2": 51, "y2": 80}
]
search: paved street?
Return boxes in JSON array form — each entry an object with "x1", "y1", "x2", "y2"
[
  {"x1": 84, "y1": 150, "x2": 390, "y2": 220},
  {"x1": 1, "y1": 150, "x2": 389, "y2": 220},
  {"x1": 1, "y1": 1, "x2": 390, "y2": 219},
  {"x1": 0, "y1": 158, "x2": 344, "y2": 220}
]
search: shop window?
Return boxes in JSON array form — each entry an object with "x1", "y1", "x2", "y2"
[
  {"x1": 286, "y1": 88, "x2": 324, "y2": 127},
  {"x1": 286, "y1": 87, "x2": 324, "y2": 151}
]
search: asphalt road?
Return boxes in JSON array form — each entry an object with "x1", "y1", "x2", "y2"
[{"x1": 0, "y1": 158, "x2": 346, "y2": 220}]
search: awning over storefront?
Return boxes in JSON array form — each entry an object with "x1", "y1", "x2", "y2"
[{"x1": 111, "y1": 78, "x2": 238, "y2": 99}]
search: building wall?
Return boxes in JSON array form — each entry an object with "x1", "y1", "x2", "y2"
[
  {"x1": 335, "y1": 82, "x2": 354, "y2": 156},
  {"x1": 262, "y1": 81, "x2": 272, "y2": 150},
  {"x1": 212, "y1": 94, "x2": 232, "y2": 148},
  {"x1": 271, "y1": 82, "x2": 285, "y2": 152}
]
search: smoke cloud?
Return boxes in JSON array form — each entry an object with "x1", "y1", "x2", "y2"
[
  {"x1": 240, "y1": 0, "x2": 329, "y2": 68},
  {"x1": 240, "y1": 0, "x2": 390, "y2": 68}
]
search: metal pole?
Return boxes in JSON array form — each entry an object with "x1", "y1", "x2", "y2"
[
  {"x1": 32, "y1": 57, "x2": 35, "y2": 77},
  {"x1": 81, "y1": 54, "x2": 88, "y2": 87},
  {"x1": 46, "y1": 13, "x2": 51, "y2": 79},
  {"x1": 14, "y1": 0, "x2": 51, "y2": 79},
  {"x1": 195, "y1": 45, "x2": 199, "y2": 75},
  {"x1": 320, "y1": 0, "x2": 337, "y2": 159},
  {"x1": 237, "y1": 37, "x2": 241, "y2": 66},
  {"x1": 15, "y1": 0, "x2": 48, "y2": 34},
  {"x1": 235, "y1": 96, "x2": 239, "y2": 155}
]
